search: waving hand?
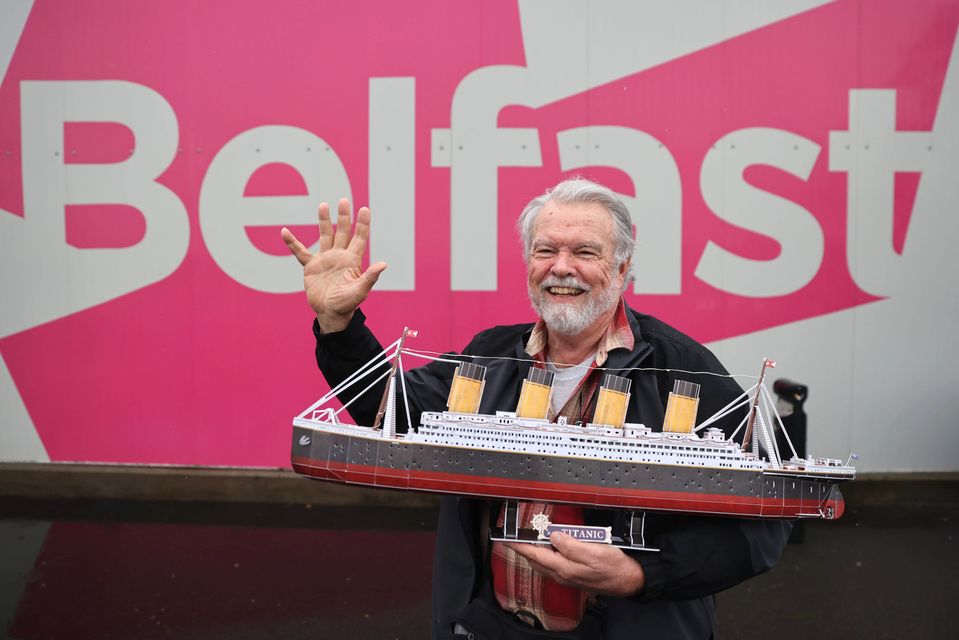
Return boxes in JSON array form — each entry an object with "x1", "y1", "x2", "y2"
[{"x1": 281, "y1": 198, "x2": 387, "y2": 333}]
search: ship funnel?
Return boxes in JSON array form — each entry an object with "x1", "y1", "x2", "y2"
[
  {"x1": 447, "y1": 362, "x2": 487, "y2": 414},
  {"x1": 663, "y1": 380, "x2": 701, "y2": 433},
  {"x1": 593, "y1": 373, "x2": 631, "y2": 429},
  {"x1": 515, "y1": 368, "x2": 555, "y2": 420}
]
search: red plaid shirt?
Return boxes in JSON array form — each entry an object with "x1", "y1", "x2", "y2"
[{"x1": 490, "y1": 299, "x2": 634, "y2": 631}]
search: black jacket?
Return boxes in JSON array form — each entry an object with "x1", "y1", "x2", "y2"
[{"x1": 314, "y1": 308, "x2": 791, "y2": 639}]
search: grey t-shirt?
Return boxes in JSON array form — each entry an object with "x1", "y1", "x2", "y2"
[{"x1": 546, "y1": 355, "x2": 593, "y2": 418}]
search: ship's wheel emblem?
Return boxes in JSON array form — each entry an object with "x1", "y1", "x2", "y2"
[{"x1": 531, "y1": 513, "x2": 552, "y2": 540}]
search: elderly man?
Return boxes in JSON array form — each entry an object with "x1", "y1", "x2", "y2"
[{"x1": 282, "y1": 179, "x2": 790, "y2": 640}]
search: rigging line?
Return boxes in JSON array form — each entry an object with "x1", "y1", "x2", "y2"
[
  {"x1": 728, "y1": 411, "x2": 751, "y2": 443},
  {"x1": 761, "y1": 384, "x2": 799, "y2": 460},
  {"x1": 693, "y1": 397, "x2": 751, "y2": 433},
  {"x1": 309, "y1": 337, "x2": 402, "y2": 410},
  {"x1": 398, "y1": 352, "x2": 413, "y2": 434},
  {"x1": 320, "y1": 352, "x2": 392, "y2": 399},
  {"x1": 309, "y1": 351, "x2": 395, "y2": 414},
  {"x1": 332, "y1": 367, "x2": 394, "y2": 419},
  {"x1": 399, "y1": 351, "x2": 469, "y2": 367},
  {"x1": 758, "y1": 392, "x2": 785, "y2": 464},
  {"x1": 398, "y1": 347, "x2": 760, "y2": 380},
  {"x1": 693, "y1": 390, "x2": 754, "y2": 433}
]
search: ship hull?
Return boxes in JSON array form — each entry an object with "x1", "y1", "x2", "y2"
[{"x1": 291, "y1": 425, "x2": 846, "y2": 520}]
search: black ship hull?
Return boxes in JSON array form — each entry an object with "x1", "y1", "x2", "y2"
[{"x1": 291, "y1": 426, "x2": 846, "y2": 519}]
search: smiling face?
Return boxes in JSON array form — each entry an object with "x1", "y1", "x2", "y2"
[{"x1": 526, "y1": 200, "x2": 630, "y2": 336}]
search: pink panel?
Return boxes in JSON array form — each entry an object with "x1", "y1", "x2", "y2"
[{"x1": 0, "y1": 0, "x2": 955, "y2": 466}]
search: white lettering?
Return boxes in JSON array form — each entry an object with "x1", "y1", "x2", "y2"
[
  {"x1": 558, "y1": 126, "x2": 682, "y2": 294},
  {"x1": 369, "y1": 77, "x2": 416, "y2": 290},
  {"x1": 198, "y1": 125, "x2": 351, "y2": 293},
  {"x1": 696, "y1": 128, "x2": 823, "y2": 297},
  {"x1": 829, "y1": 90, "x2": 932, "y2": 296},
  {"x1": 438, "y1": 67, "x2": 542, "y2": 290},
  {"x1": 2, "y1": 80, "x2": 188, "y2": 337}
]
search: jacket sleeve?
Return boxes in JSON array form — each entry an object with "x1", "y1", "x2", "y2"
[
  {"x1": 633, "y1": 335, "x2": 792, "y2": 600},
  {"x1": 313, "y1": 309, "x2": 460, "y2": 430},
  {"x1": 635, "y1": 514, "x2": 791, "y2": 600}
]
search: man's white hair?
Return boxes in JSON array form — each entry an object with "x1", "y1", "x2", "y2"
[{"x1": 516, "y1": 178, "x2": 635, "y2": 285}]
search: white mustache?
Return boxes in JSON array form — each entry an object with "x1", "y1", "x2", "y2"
[{"x1": 540, "y1": 276, "x2": 590, "y2": 292}]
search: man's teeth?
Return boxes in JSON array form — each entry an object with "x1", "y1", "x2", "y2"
[{"x1": 547, "y1": 287, "x2": 583, "y2": 295}]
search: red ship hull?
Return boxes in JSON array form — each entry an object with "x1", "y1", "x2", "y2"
[{"x1": 291, "y1": 425, "x2": 846, "y2": 520}]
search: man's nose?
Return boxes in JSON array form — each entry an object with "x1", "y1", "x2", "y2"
[{"x1": 550, "y1": 250, "x2": 576, "y2": 277}]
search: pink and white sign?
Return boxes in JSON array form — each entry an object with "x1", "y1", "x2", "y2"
[{"x1": 1, "y1": 0, "x2": 957, "y2": 471}]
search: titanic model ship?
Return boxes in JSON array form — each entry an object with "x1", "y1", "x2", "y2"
[{"x1": 291, "y1": 328, "x2": 855, "y2": 550}]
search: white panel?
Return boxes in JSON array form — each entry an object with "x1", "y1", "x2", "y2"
[
  {"x1": 0, "y1": 353, "x2": 48, "y2": 462},
  {"x1": 0, "y1": 0, "x2": 32, "y2": 86},
  {"x1": 517, "y1": 0, "x2": 834, "y2": 106}
]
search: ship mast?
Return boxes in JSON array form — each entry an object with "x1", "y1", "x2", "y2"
[
  {"x1": 372, "y1": 327, "x2": 416, "y2": 431},
  {"x1": 741, "y1": 358, "x2": 775, "y2": 453}
]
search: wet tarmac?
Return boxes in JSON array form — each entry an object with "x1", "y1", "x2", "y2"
[{"x1": 2, "y1": 497, "x2": 956, "y2": 639}]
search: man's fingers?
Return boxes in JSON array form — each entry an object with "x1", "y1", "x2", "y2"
[
  {"x1": 504, "y1": 542, "x2": 563, "y2": 571},
  {"x1": 318, "y1": 202, "x2": 334, "y2": 251},
  {"x1": 348, "y1": 206, "x2": 372, "y2": 256},
  {"x1": 333, "y1": 197, "x2": 352, "y2": 249},
  {"x1": 360, "y1": 261, "x2": 388, "y2": 289},
  {"x1": 504, "y1": 542, "x2": 571, "y2": 585},
  {"x1": 548, "y1": 532, "x2": 595, "y2": 563},
  {"x1": 281, "y1": 227, "x2": 313, "y2": 267}
]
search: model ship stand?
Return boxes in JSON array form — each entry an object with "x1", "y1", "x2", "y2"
[
  {"x1": 291, "y1": 329, "x2": 855, "y2": 553},
  {"x1": 490, "y1": 500, "x2": 659, "y2": 551}
]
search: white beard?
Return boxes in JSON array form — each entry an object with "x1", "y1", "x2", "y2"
[{"x1": 529, "y1": 276, "x2": 622, "y2": 336}]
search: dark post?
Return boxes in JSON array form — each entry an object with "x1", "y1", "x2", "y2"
[{"x1": 773, "y1": 378, "x2": 808, "y2": 544}]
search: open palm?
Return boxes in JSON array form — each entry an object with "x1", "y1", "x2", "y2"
[{"x1": 281, "y1": 198, "x2": 386, "y2": 333}]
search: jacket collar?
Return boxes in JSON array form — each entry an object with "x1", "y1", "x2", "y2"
[{"x1": 515, "y1": 302, "x2": 653, "y2": 379}]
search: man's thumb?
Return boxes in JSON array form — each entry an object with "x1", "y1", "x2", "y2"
[{"x1": 362, "y1": 261, "x2": 388, "y2": 288}]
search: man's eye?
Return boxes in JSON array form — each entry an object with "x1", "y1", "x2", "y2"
[{"x1": 534, "y1": 248, "x2": 555, "y2": 257}]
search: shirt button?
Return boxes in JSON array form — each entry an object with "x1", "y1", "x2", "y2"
[{"x1": 517, "y1": 597, "x2": 527, "y2": 606}]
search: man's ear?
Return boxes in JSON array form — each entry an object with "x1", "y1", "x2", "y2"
[{"x1": 618, "y1": 259, "x2": 632, "y2": 289}]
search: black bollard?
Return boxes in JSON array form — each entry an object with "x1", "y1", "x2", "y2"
[{"x1": 773, "y1": 378, "x2": 808, "y2": 544}]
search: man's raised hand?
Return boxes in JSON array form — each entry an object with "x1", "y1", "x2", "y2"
[{"x1": 281, "y1": 198, "x2": 387, "y2": 333}]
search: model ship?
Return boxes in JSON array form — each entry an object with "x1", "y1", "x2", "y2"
[{"x1": 291, "y1": 328, "x2": 855, "y2": 549}]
